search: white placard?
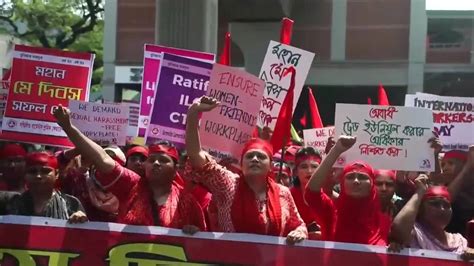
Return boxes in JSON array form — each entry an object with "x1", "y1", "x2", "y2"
[
  {"x1": 405, "y1": 93, "x2": 473, "y2": 151},
  {"x1": 335, "y1": 104, "x2": 435, "y2": 171},
  {"x1": 69, "y1": 100, "x2": 129, "y2": 146},
  {"x1": 303, "y1": 126, "x2": 335, "y2": 154},
  {"x1": 257, "y1": 41, "x2": 314, "y2": 130}
]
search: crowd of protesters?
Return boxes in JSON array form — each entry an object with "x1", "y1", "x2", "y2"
[{"x1": 0, "y1": 96, "x2": 473, "y2": 261}]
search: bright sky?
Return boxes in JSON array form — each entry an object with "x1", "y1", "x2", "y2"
[{"x1": 426, "y1": 0, "x2": 474, "y2": 11}]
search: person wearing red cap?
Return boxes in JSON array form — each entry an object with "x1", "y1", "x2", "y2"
[
  {"x1": 185, "y1": 96, "x2": 307, "y2": 244},
  {"x1": 389, "y1": 174, "x2": 471, "y2": 258},
  {"x1": 0, "y1": 151, "x2": 87, "y2": 223},
  {"x1": 374, "y1": 169, "x2": 404, "y2": 242},
  {"x1": 53, "y1": 106, "x2": 206, "y2": 232},
  {"x1": 125, "y1": 145, "x2": 149, "y2": 177},
  {"x1": 272, "y1": 161, "x2": 292, "y2": 187},
  {"x1": 444, "y1": 147, "x2": 474, "y2": 235},
  {"x1": 290, "y1": 147, "x2": 324, "y2": 240},
  {"x1": 0, "y1": 143, "x2": 27, "y2": 192},
  {"x1": 438, "y1": 150, "x2": 468, "y2": 185},
  {"x1": 305, "y1": 136, "x2": 387, "y2": 245}
]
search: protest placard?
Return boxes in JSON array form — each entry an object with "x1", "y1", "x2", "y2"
[
  {"x1": 1, "y1": 45, "x2": 94, "y2": 147},
  {"x1": 405, "y1": 93, "x2": 473, "y2": 151},
  {"x1": 257, "y1": 41, "x2": 314, "y2": 130},
  {"x1": 138, "y1": 44, "x2": 215, "y2": 138},
  {"x1": 69, "y1": 100, "x2": 129, "y2": 146},
  {"x1": 303, "y1": 126, "x2": 335, "y2": 154},
  {"x1": 199, "y1": 63, "x2": 265, "y2": 161},
  {"x1": 146, "y1": 53, "x2": 213, "y2": 148},
  {"x1": 334, "y1": 104, "x2": 435, "y2": 171}
]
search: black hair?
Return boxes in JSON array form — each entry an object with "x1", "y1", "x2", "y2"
[{"x1": 295, "y1": 147, "x2": 321, "y2": 162}]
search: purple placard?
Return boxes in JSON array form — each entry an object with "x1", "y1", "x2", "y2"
[{"x1": 146, "y1": 53, "x2": 213, "y2": 148}]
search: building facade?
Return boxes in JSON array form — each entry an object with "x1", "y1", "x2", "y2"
[{"x1": 103, "y1": 0, "x2": 474, "y2": 125}]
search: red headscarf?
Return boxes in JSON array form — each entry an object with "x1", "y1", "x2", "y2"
[
  {"x1": 443, "y1": 150, "x2": 468, "y2": 163},
  {"x1": 120, "y1": 143, "x2": 185, "y2": 225},
  {"x1": 334, "y1": 161, "x2": 387, "y2": 245},
  {"x1": 423, "y1": 186, "x2": 451, "y2": 203},
  {"x1": 231, "y1": 138, "x2": 283, "y2": 236},
  {"x1": 26, "y1": 152, "x2": 58, "y2": 169},
  {"x1": 374, "y1": 169, "x2": 397, "y2": 181},
  {"x1": 126, "y1": 145, "x2": 149, "y2": 159},
  {"x1": 272, "y1": 163, "x2": 291, "y2": 177},
  {"x1": 0, "y1": 144, "x2": 27, "y2": 160}
]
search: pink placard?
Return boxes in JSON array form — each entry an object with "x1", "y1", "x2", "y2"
[{"x1": 138, "y1": 44, "x2": 215, "y2": 137}]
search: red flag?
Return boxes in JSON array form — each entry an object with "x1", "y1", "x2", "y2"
[
  {"x1": 299, "y1": 113, "x2": 307, "y2": 128},
  {"x1": 280, "y1": 18, "x2": 294, "y2": 45},
  {"x1": 367, "y1": 97, "x2": 372, "y2": 105},
  {"x1": 218, "y1": 32, "x2": 231, "y2": 66},
  {"x1": 270, "y1": 67, "x2": 296, "y2": 152},
  {"x1": 307, "y1": 87, "x2": 323, "y2": 128},
  {"x1": 378, "y1": 83, "x2": 390, "y2": 106}
]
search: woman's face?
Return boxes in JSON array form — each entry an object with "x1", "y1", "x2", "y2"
[
  {"x1": 126, "y1": 153, "x2": 147, "y2": 177},
  {"x1": 25, "y1": 165, "x2": 57, "y2": 193},
  {"x1": 296, "y1": 159, "x2": 319, "y2": 189},
  {"x1": 375, "y1": 174, "x2": 395, "y2": 202},
  {"x1": 241, "y1": 149, "x2": 271, "y2": 178},
  {"x1": 441, "y1": 158, "x2": 464, "y2": 178},
  {"x1": 144, "y1": 153, "x2": 176, "y2": 185},
  {"x1": 343, "y1": 172, "x2": 372, "y2": 198},
  {"x1": 419, "y1": 197, "x2": 452, "y2": 230}
]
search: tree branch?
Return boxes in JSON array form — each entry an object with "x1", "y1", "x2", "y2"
[
  {"x1": 0, "y1": 15, "x2": 20, "y2": 35},
  {"x1": 57, "y1": 0, "x2": 103, "y2": 49},
  {"x1": 38, "y1": 32, "x2": 51, "y2": 48}
]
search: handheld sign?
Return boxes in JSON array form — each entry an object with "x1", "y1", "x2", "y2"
[
  {"x1": 1, "y1": 45, "x2": 94, "y2": 147},
  {"x1": 405, "y1": 93, "x2": 473, "y2": 151},
  {"x1": 200, "y1": 64, "x2": 265, "y2": 161},
  {"x1": 69, "y1": 100, "x2": 129, "y2": 146},
  {"x1": 146, "y1": 53, "x2": 213, "y2": 148},
  {"x1": 139, "y1": 44, "x2": 215, "y2": 138},
  {"x1": 257, "y1": 41, "x2": 314, "y2": 130},
  {"x1": 334, "y1": 104, "x2": 435, "y2": 171},
  {"x1": 303, "y1": 126, "x2": 335, "y2": 154}
]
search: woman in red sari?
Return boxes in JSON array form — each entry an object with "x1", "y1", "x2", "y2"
[
  {"x1": 290, "y1": 147, "x2": 323, "y2": 239},
  {"x1": 305, "y1": 136, "x2": 388, "y2": 245},
  {"x1": 185, "y1": 97, "x2": 307, "y2": 244},
  {"x1": 53, "y1": 106, "x2": 206, "y2": 232}
]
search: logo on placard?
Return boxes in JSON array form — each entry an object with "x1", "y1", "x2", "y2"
[
  {"x1": 143, "y1": 119, "x2": 149, "y2": 126},
  {"x1": 152, "y1": 128, "x2": 159, "y2": 135},
  {"x1": 7, "y1": 120, "x2": 16, "y2": 128},
  {"x1": 420, "y1": 159, "x2": 431, "y2": 170}
]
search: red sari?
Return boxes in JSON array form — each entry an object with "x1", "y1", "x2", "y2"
[{"x1": 305, "y1": 162, "x2": 388, "y2": 246}]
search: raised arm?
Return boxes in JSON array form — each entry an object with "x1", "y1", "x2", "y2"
[
  {"x1": 448, "y1": 146, "x2": 474, "y2": 200},
  {"x1": 428, "y1": 136, "x2": 443, "y2": 177},
  {"x1": 390, "y1": 174, "x2": 429, "y2": 245},
  {"x1": 53, "y1": 105, "x2": 115, "y2": 174},
  {"x1": 307, "y1": 136, "x2": 356, "y2": 192},
  {"x1": 185, "y1": 96, "x2": 219, "y2": 169}
]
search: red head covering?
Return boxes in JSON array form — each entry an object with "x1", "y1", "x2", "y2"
[
  {"x1": 126, "y1": 146, "x2": 149, "y2": 158},
  {"x1": 148, "y1": 144, "x2": 179, "y2": 161},
  {"x1": 241, "y1": 138, "x2": 273, "y2": 161},
  {"x1": 26, "y1": 152, "x2": 58, "y2": 169},
  {"x1": 443, "y1": 150, "x2": 468, "y2": 163},
  {"x1": 334, "y1": 161, "x2": 386, "y2": 245},
  {"x1": 374, "y1": 169, "x2": 397, "y2": 181},
  {"x1": 272, "y1": 163, "x2": 291, "y2": 177},
  {"x1": 295, "y1": 154, "x2": 322, "y2": 169},
  {"x1": 232, "y1": 138, "x2": 283, "y2": 236},
  {"x1": 423, "y1": 186, "x2": 451, "y2": 203},
  {"x1": 0, "y1": 143, "x2": 27, "y2": 159}
]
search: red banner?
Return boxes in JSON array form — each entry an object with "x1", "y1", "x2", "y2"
[
  {"x1": 1, "y1": 45, "x2": 94, "y2": 147},
  {"x1": 0, "y1": 215, "x2": 469, "y2": 266}
]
